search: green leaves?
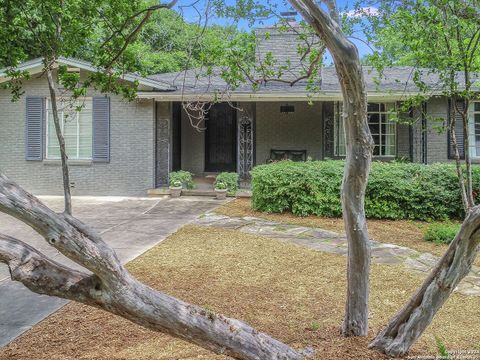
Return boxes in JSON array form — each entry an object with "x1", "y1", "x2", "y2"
[
  {"x1": 424, "y1": 223, "x2": 460, "y2": 245},
  {"x1": 214, "y1": 172, "x2": 239, "y2": 195},
  {"x1": 364, "y1": 0, "x2": 480, "y2": 97},
  {"x1": 169, "y1": 171, "x2": 194, "y2": 189},
  {"x1": 251, "y1": 160, "x2": 479, "y2": 220}
]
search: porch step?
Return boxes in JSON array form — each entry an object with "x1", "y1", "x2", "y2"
[
  {"x1": 147, "y1": 188, "x2": 251, "y2": 198},
  {"x1": 147, "y1": 188, "x2": 217, "y2": 197},
  {"x1": 236, "y1": 190, "x2": 252, "y2": 198},
  {"x1": 181, "y1": 189, "x2": 217, "y2": 197},
  {"x1": 147, "y1": 188, "x2": 170, "y2": 196}
]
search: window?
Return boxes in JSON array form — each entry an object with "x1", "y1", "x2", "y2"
[
  {"x1": 46, "y1": 99, "x2": 93, "y2": 160},
  {"x1": 468, "y1": 101, "x2": 480, "y2": 157},
  {"x1": 334, "y1": 102, "x2": 396, "y2": 157}
]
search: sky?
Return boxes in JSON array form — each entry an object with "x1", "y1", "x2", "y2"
[{"x1": 174, "y1": 0, "x2": 375, "y2": 61}]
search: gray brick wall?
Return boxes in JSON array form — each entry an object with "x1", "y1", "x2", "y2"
[
  {"x1": 0, "y1": 72, "x2": 156, "y2": 196},
  {"x1": 181, "y1": 107, "x2": 205, "y2": 175},
  {"x1": 255, "y1": 27, "x2": 316, "y2": 75},
  {"x1": 255, "y1": 102, "x2": 323, "y2": 163},
  {"x1": 397, "y1": 123, "x2": 410, "y2": 159},
  {"x1": 410, "y1": 106, "x2": 425, "y2": 163}
]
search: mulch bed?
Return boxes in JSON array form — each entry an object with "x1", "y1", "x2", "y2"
[{"x1": 1, "y1": 225, "x2": 478, "y2": 359}]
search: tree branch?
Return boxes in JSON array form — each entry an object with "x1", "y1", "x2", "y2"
[
  {"x1": 104, "y1": 0, "x2": 179, "y2": 70},
  {"x1": 0, "y1": 233, "x2": 102, "y2": 303},
  {"x1": 0, "y1": 174, "x2": 303, "y2": 360}
]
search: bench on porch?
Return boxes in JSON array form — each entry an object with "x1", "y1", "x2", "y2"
[{"x1": 268, "y1": 149, "x2": 307, "y2": 163}]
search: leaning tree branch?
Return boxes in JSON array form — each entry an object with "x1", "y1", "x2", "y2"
[
  {"x1": 0, "y1": 233, "x2": 102, "y2": 303},
  {"x1": 0, "y1": 174, "x2": 303, "y2": 360},
  {"x1": 289, "y1": 0, "x2": 374, "y2": 337}
]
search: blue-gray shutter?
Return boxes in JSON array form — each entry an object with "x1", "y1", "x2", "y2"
[
  {"x1": 92, "y1": 97, "x2": 110, "y2": 162},
  {"x1": 25, "y1": 97, "x2": 44, "y2": 161}
]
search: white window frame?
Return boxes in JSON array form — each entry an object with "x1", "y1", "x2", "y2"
[
  {"x1": 334, "y1": 102, "x2": 397, "y2": 157},
  {"x1": 45, "y1": 98, "x2": 93, "y2": 160},
  {"x1": 468, "y1": 101, "x2": 480, "y2": 158}
]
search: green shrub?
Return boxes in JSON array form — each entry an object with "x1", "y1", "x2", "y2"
[
  {"x1": 215, "y1": 172, "x2": 239, "y2": 195},
  {"x1": 215, "y1": 181, "x2": 227, "y2": 190},
  {"x1": 169, "y1": 171, "x2": 194, "y2": 189},
  {"x1": 250, "y1": 160, "x2": 480, "y2": 221},
  {"x1": 424, "y1": 223, "x2": 460, "y2": 244},
  {"x1": 170, "y1": 179, "x2": 182, "y2": 188}
]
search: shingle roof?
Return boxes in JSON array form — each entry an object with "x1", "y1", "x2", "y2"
[
  {"x1": 147, "y1": 24, "x2": 480, "y2": 98},
  {"x1": 148, "y1": 66, "x2": 480, "y2": 97}
]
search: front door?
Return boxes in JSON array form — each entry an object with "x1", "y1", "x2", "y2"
[{"x1": 205, "y1": 103, "x2": 237, "y2": 172}]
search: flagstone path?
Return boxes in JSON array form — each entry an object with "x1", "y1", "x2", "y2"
[{"x1": 194, "y1": 212, "x2": 480, "y2": 297}]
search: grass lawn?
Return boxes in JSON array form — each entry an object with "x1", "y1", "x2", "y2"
[
  {"x1": 1, "y1": 225, "x2": 479, "y2": 359},
  {"x1": 216, "y1": 199, "x2": 460, "y2": 258}
]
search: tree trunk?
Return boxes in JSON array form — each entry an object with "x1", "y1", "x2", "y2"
[
  {"x1": 461, "y1": 99, "x2": 475, "y2": 208},
  {"x1": 45, "y1": 63, "x2": 73, "y2": 215},
  {"x1": 0, "y1": 174, "x2": 303, "y2": 360},
  {"x1": 450, "y1": 99, "x2": 470, "y2": 212},
  {"x1": 288, "y1": 0, "x2": 374, "y2": 336},
  {"x1": 369, "y1": 206, "x2": 480, "y2": 357}
]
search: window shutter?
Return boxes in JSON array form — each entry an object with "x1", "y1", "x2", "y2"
[
  {"x1": 92, "y1": 97, "x2": 110, "y2": 163},
  {"x1": 448, "y1": 99, "x2": 465, "y2": 160},
  {"x1": 25, "y1": 97, "x2": 44, "y2": 161}
]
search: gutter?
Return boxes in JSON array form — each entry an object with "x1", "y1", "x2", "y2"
[{"x1": 136, "y1": 91, "x2": 438, "y2": 102}]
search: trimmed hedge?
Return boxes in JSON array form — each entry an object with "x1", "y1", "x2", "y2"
[{"x1": 251, "y1": 160, "x2": 480, "y2": 221}]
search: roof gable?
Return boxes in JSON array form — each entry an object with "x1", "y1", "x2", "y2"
[{"x1": 0, "y1": 57, "x2": 176, "y2": 91}]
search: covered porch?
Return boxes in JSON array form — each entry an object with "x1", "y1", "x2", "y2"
[{"x1": 153, "y1": 99, "x2": 414, "y2": 190}]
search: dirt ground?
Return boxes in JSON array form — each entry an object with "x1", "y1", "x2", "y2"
[{"x1": 1, "y1": 225, "x2": 479, "y2": 360}]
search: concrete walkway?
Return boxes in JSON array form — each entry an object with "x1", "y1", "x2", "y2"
[
  {"x1": 0, "y1": 195, "x2": 224, "y2": 348},
  {"x1": 195, "y1": 212, "x2": 480, "y2": 297}
]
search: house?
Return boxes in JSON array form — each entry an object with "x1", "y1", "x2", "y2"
[{"x1": 1, "y1": 26, "x2": 479, "y2": 196}]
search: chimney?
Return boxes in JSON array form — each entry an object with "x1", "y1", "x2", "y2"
[
  {"x1": 280, "y1": 11, "x2": 298, "y2": 27},
  {"x1": 255, "y1": 11, "x2": 312, "y2": 76}
]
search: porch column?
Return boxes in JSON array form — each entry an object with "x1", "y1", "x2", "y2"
[
  {"x1": 237, "y1": 102, "x2": 255, "y2": 180},
  {"x1": 155, "y1": 102, "x2": 171, "y2": 187}
]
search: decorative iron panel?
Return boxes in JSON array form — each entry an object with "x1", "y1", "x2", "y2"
[{"x1": 237, "y1": 104, "x2": 255, "y2": 180}]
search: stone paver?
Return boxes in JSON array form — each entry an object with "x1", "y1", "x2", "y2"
[
  {"x1": 0, "y1": 195, "x2": 225, "y2": 348},
  {"x1": 195, "y1": 212, "x2": 480, "y2": 297}
]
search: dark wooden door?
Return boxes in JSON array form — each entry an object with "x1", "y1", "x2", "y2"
[{"x1": 205, "y1": 103, "x2": 237, "y2": 172}]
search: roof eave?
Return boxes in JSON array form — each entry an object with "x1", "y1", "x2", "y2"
[
  {"x1": 0, "y1": 57, "x2": 175, "y2": 91},
  {"x1": 136, "y1": 90, "x2": 443, "y2": 102}
]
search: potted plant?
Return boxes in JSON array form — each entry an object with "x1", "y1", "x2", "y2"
[
  {"x1": 214, "y1": 181, "x2": 228, "y2": 200},
  {"x1": 169, "y1": 180, "x2": 182, "y2": 198}
]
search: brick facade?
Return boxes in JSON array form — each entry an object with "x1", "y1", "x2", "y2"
[
  {"x1": 0, "y1": 72, "x2": 156, "y2": 196},
  {"x1": 255, "y1": 102, "x2": 324, "y2": 163},
  {"x1": 0, "y1": 71, "x2": 455, "y2": 197}
]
